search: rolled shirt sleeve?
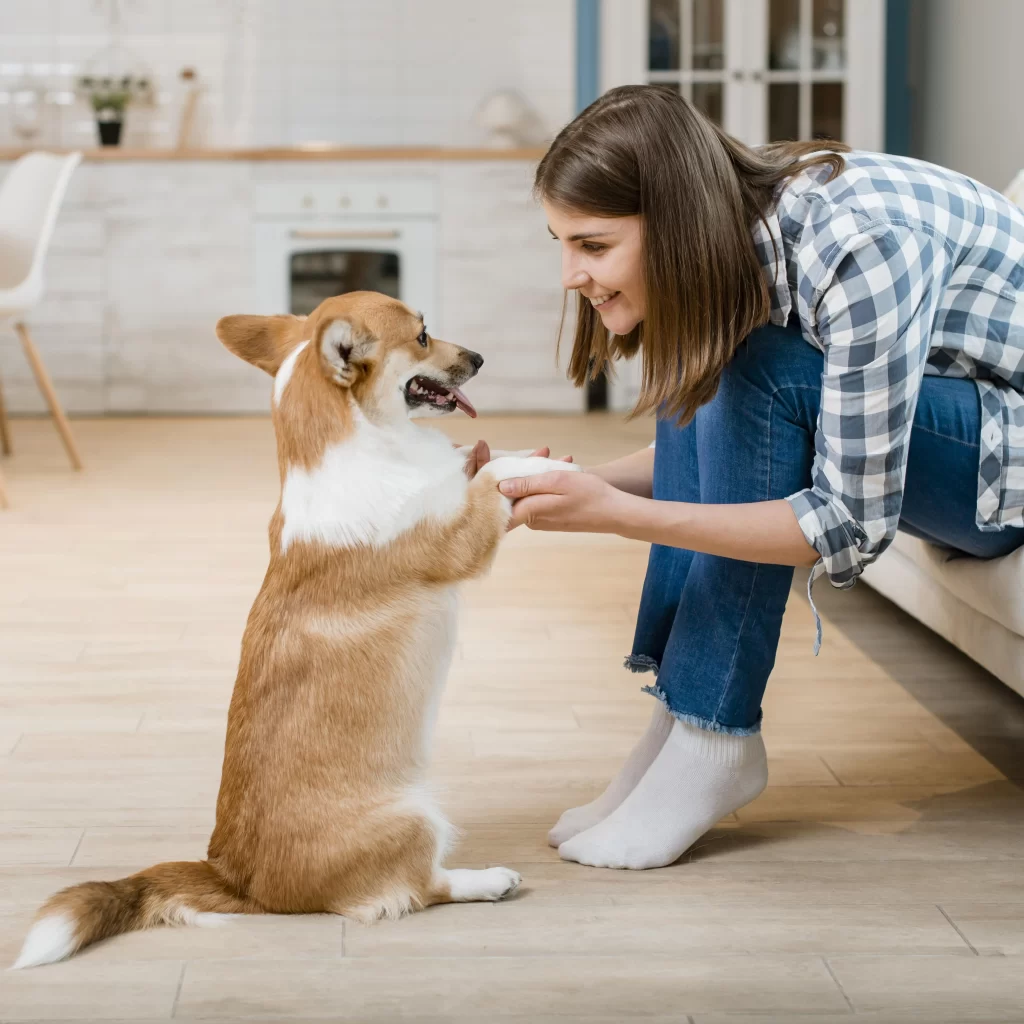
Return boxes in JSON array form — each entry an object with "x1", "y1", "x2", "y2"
[{"x1": 785, "y1": 222, "x2": 948, "y2": 588}]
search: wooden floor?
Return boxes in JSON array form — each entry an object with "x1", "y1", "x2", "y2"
[{"x1": 1, "y1": 414, "x2": 1023, "y2": 1023}]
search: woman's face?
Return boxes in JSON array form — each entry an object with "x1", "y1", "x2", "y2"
[{"x1": 543, "y1": 201, "x2": 645, "y2": 335}]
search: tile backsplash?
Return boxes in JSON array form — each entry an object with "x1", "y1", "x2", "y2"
[{"x1": 0, "y1": 0, "x2": 575, "y2": 149}]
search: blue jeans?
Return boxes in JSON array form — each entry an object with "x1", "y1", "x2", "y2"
[{"x1": 628, "y1": 321, "x2": 1024, "y2": 735}]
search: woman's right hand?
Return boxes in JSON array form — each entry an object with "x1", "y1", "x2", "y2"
[{"x1": 462, "y1": 439, "x2": 492, "y2": 478}]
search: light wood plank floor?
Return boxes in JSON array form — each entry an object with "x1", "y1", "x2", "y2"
[{"x1": 1, "y1": 415, "x2": 1023, "y2": 1023}]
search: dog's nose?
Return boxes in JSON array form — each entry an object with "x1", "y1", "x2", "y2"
[{"x1": 465, "y1": 349, "x2": 484, "y2": 371}]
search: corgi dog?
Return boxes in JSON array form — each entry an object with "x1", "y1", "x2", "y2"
[{"x1": 14, "y1": 291, "x2": 579, "y2": 968}]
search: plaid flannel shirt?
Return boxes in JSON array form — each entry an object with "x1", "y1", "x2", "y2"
[{"x1": 754, "y1": 151, "x2": 1024, "y2": 594}]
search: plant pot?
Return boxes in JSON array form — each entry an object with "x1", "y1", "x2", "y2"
[{"x1": 97, "y1": 119, "x2": 123, "y2": 146}]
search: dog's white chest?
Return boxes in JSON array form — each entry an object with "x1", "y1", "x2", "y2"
[{"x1": 280, "y1": 422, "x2": 468, "y2": 551}]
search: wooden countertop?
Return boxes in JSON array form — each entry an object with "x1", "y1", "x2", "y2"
[{"x1": 0, "y1": 145, "x2": 548, "y2": 162}]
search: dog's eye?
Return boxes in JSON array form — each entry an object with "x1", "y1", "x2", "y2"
[{"x1": 417, "y1": 330, "x2": 428, "y2": 348}]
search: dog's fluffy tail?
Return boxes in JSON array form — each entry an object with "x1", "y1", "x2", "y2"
[{"x1": 13, "y1": 861, "x2": 255, "y2": 969}]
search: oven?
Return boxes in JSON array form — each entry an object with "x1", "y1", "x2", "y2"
[{"x1": 250, "y1": 178, "x2": 438, "y2": 325}]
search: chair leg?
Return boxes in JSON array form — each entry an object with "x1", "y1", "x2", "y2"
[
  {"x1": 15, "y1": 321, "x2": 83, "y2": 471},
  {"x1": 0, "y1": 367, "x2": 11, "y2": 455}
]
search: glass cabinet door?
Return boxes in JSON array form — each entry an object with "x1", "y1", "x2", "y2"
[
  {"x1": 646, "y1": 0, "x2": 734, "y2": 134},
  {"x1": 762, "y1": 0, "x2": 846, "y2": 144},
  {"x1": 640, "y1": 0, "x2": 861, "y2": 145}
]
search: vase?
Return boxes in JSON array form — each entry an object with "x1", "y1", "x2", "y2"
[
  {"x1": 12, "y1": 77, "x2": 47, "y2": 144},
  {"x1": 97, "y1": 119, "x2": 123, "y2": 146}
]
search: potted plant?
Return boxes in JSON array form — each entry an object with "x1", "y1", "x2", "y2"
[{"x1": 77, "y1": 74, "x2": 152, "y2": 146}]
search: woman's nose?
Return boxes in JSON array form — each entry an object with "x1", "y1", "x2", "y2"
[{"x1": 561, "y1": 254, "x2": 589, "y2": 292}]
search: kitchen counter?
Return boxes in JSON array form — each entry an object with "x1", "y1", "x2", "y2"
[
  {"x1": 0, "y1": 145, "x2": 549, "y2": 162},
  {"x1": 0, "y1": 150, "x2": 580, "y2": 416}
]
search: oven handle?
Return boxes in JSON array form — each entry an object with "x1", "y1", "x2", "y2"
[{"x1": 288, "y1": 229, "x2": 402, "y2": 240}]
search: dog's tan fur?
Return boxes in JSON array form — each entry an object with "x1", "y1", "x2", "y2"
[{"x1": 15, "y1": 292, "x2": 561, "y2": 967}]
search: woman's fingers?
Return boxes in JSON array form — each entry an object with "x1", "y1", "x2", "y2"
[
  {"x1": 507, "y1": 493, "x2": 562, "y2": 530},
  {"x1": 463, "y1": 439, "x2": 491, "y2": 479},
  {"x1": 498, "y1": 470, "x2": 571, "y2": 500},
  {"x1": 529, "y1": 447, "x2": 574, "y2": 463}
]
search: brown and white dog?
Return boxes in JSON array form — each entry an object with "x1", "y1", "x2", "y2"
[{"x1": 14, "y1": 291, "x2": 578, "y2": 968}]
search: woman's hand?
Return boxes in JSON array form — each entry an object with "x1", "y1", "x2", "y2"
[
  {"x1": 500, "y1": 470, "x2": 637, "y2": 533},
  {"x1": 461, "y1": 440, "x2": 492, "y2": 479}
]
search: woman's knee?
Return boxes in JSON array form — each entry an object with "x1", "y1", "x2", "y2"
[
  {"x1": 694, "y1": 323, "x2": 821, "y2": 500},
  {"x1": 730, "y1": 323, "x2": 821, "y2": 390},
  {"x1": 704, "y1": 323, "x2": 822, "y2": 429}
]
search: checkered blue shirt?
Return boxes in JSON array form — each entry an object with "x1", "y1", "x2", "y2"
[{"x1": 756, "y1": 151, "x2": 1024, "y2": 591}]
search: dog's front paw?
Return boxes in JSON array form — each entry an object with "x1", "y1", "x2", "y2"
[
  {"x1": 486, "y1": 448, "x2": 536, "y2": 459},
  {"x1": 483, "y1": 456, "x2": 581, "y2": 483}
]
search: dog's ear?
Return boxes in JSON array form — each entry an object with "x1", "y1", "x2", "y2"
[
  {"x1": 316, "y1": 317, "x2": 377, "y2": 388},
  {"x1": 216, "y1": 314, "x2": 306, "y2": 375}
]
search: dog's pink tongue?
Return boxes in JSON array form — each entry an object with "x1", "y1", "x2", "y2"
[{"x1": 452, "y1": 387, "x2": 477, "y2": 419}]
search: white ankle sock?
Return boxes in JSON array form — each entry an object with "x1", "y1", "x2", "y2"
[
  {"x1": 547, "y1": 704, "x2": 673, "y2": 848},
  {"x1": 557, "y1": 717, "x2": 768, "y2": 870}
]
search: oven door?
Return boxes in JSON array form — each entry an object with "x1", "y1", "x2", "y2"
[{"x1": 250, "y1": 218, "x2": 438, "y2": 326}]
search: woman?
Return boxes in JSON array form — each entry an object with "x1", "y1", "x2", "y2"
[{"x1": 481, "y1": 84, "x2": 1024, "y2": 871}]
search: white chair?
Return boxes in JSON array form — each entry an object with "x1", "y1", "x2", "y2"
[{"x1": 0, "y1": 151, "x2": 83, "y2": 508}]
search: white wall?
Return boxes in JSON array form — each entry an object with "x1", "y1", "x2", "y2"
[
  {"x1": 0, "y1": 0, "x2": 575, "y2": 149},
  {"x1": 916, "y1": 0, "x2": 1024, "y2": 191},
  {"x1": 250, "y1": 0, "x2": 574, "y2": 147}
]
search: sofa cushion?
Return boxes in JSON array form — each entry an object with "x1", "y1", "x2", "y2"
[{"x1": 885, "y1": 532, "x2": 1024, "y2": 637}]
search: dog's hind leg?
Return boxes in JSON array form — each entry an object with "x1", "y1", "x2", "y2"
[
  {"x1": 331, "y1": 802, "x2": 519, "y2": 921},
  {"x1": 427, "y1": 866, "x2": 521, "y2": 906}
]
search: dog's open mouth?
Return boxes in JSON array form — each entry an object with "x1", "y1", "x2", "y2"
[{"x1": 404, "y1": 375, "x2": 477, "y2": 418}]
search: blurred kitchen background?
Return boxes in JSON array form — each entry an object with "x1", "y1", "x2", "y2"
[{"x1": 0, "y1": 0, "x2": 1020, "y2": 425}]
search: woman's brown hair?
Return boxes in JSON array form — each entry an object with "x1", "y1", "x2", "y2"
[{"x1": 534, "y1": 84, "x2": 848, "y2": 423}]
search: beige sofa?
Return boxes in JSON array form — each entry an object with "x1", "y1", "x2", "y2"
[
  {"x1": 862, "y1": 534, "x2": 1024, "y2": 698},
  {"x1": 862, "y1": 173, "x2": 1024, "y2": 700}
]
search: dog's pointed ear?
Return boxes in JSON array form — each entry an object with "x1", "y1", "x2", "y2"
[
  {"x1": 216, "y1": 314, "x2": 306, "y2": 375},
  {"x1": 317, "y1": 317, "x2": 376, "y2": 388}
]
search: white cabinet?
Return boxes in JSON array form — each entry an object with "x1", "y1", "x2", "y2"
[{"x1": 602, "y1": 0, "x2": 884, "y2": 150}]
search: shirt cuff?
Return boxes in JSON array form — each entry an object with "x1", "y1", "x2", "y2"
[{"x1": 786, "y1": 488, "x2": 869, "y2": 589}]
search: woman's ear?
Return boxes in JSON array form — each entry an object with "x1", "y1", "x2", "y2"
[{"x1": 215, "y1": 314, "x2": 305, "y2": 375}]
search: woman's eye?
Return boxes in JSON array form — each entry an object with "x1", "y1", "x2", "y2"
[
  {"x1": 582, "y1": 243, "x2": 606, "y2": 253},
  {"x1": 417, "y1": 331, "x2": 428, "y2": 348}
]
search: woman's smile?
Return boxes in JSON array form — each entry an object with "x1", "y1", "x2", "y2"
[{"x1": 543, "y1": 200, "x2": 645, "y2": 335}]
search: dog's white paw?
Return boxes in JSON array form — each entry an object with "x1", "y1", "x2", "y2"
[
  {"x1": 445, "y1": 866, "x2": 522, "y2": 902},
  {"x1": 483, "y1": 456, "x2": 581, "y2": 483},
  {"x1": 485, "y1": 866, "x2": 522, "y2": 900},
  {"x1": 487, "y1": 448, "x2": 536, "y2": 459}
]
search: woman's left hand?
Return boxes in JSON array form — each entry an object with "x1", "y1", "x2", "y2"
[{"x1": 499, "y1": 470, "x2": 636, "y2": 533}]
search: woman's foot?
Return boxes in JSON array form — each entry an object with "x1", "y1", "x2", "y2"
[
  {"x1": 548, "y1": 704, "x2": 673, "y2": 847},
  {"x1": 557, "y1": 718, "x2": 767, "y2": 870}
]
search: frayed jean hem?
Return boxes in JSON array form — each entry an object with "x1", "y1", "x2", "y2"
[
  {"x1": 640, "y1": 683, "x2": 764, "y2": 737},
  {"x1": 623, "y1": 654, "x2": 659, "y2": 675}
]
